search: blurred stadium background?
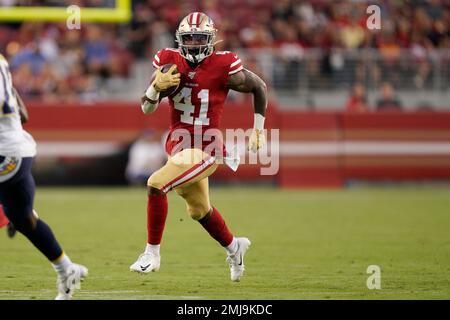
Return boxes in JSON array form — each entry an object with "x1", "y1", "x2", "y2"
[
  {"x1": 1, "y1": 0, "x2": 450, "y2": 301},
  {"x1": 1, "y1": 0, "x2": 450, "y2": 187}
]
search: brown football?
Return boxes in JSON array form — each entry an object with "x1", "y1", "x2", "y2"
[{"x1": 152, "y1": 63, "x2": 180, "y2": 98}]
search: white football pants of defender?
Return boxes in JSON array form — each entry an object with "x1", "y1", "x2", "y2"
[{"x1": 147, "y1": 148, "x2": 219, "y2": 220}]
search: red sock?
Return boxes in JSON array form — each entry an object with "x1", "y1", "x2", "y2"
[
  {"x1": 147, "y1": 194, "x2": 168, "y2": 245},
  {"x1": 0, "y1": 206, "x2": 9, "y2": 228},
  {"x1": 199, "y1": 207, "x2": 233, "y2": 247}
]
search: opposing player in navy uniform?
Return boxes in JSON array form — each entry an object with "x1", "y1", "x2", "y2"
[{"x1": 0, "y1": 54, "x2": 88, "y2": 300}]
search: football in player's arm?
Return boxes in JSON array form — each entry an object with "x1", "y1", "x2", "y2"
[{"x1": 141, "y1": 62, "x2": 267, "y2": 153}]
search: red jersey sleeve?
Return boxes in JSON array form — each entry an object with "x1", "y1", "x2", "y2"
[
  {"x1": 152, "y1": 48, "x2": 177, "y2": 69},
  {"x1": 227, "y1": 52, "x2": 243, "y2": 75}
]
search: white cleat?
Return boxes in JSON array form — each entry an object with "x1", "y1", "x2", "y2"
[
  {"x1": 226, "y1": 237, "x2": 251, "y2": 282},
  {"x1": 55, "y1": 263, "x2": 88, "y2": 300},
  {"x1": 130, "y1": 253, "x2": 160, "y2": 274}
]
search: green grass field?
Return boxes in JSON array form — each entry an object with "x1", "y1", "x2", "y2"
[{"x1": 0, "y1": 186, "x2": 449, "y2": 300}]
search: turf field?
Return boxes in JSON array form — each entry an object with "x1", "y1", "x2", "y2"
[{"x1": 0, "y1": 186, "x2": 449, "y2": 300}]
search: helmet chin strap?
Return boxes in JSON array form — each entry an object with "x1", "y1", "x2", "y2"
[
  {"x1": 182, "y1": 44, "x2": 213, "y2": 64},
  {"x1": 187, "y1": 52, "x2": 206, "y2": 64}
]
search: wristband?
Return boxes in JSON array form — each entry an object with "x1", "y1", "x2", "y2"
[
  {"x1": 253, "y1": 113, "x2": 265, "y2": 130},
  {"x1": 145, "y1": 82, "x2": 160, "y2": 101}
]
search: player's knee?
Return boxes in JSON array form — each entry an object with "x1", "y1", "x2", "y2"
[
  {"x1": 187, "y1": 203, "x2": 211, "y2": 221},
  {"x1": 11, "y1": 214, "x2": 37, "y2": 234}
]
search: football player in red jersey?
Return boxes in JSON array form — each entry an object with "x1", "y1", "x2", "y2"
[{"x1": 130, "y1": 12, "x2": 267, "y2": 282}]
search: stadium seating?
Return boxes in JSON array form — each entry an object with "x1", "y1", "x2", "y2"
[{"x1": 0, "y1": 0, "x2": 448, "y2": 108}]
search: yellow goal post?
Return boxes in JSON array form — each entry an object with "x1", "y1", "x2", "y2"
[{"x1": 0, "y1": 0, "x2": 131, "y2": 23}]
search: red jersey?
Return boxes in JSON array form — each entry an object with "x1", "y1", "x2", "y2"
[{"x1": 152, "y1": 48, "x2": 243, "y2": 157}]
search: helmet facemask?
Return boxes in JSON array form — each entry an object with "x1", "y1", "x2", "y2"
[{"x1": 176, "y1": 31, "x2": 216, "y2": 64}]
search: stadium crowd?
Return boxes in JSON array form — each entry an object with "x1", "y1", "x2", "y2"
[{"x1": 0, "y1": 0, "x2": 449, "y2": 103}]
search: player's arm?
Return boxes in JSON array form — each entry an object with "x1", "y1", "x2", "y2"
[
  {"x1": 141, "y1": 65, "x2": 180, "y2": 115},
  {"x1": 227, "y1": 68, "x2": 268, "y2": 152},
  {"x1": 13, "y1": 87, "x2": 29, "y2": 124},
  {"x1": 141, "y1": 70, "x2": 159, "y2": 114}
]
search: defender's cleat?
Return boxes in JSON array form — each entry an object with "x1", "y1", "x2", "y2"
[
  {"x1": 55, "y1": 263, "x2": 88, "y2": 300},
  {"x1": 130, "y1": 253, "x2": 160, "y2": 274},
  {"x1": 226, "y1": 237, "x2": 251, "y2": 282}
]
